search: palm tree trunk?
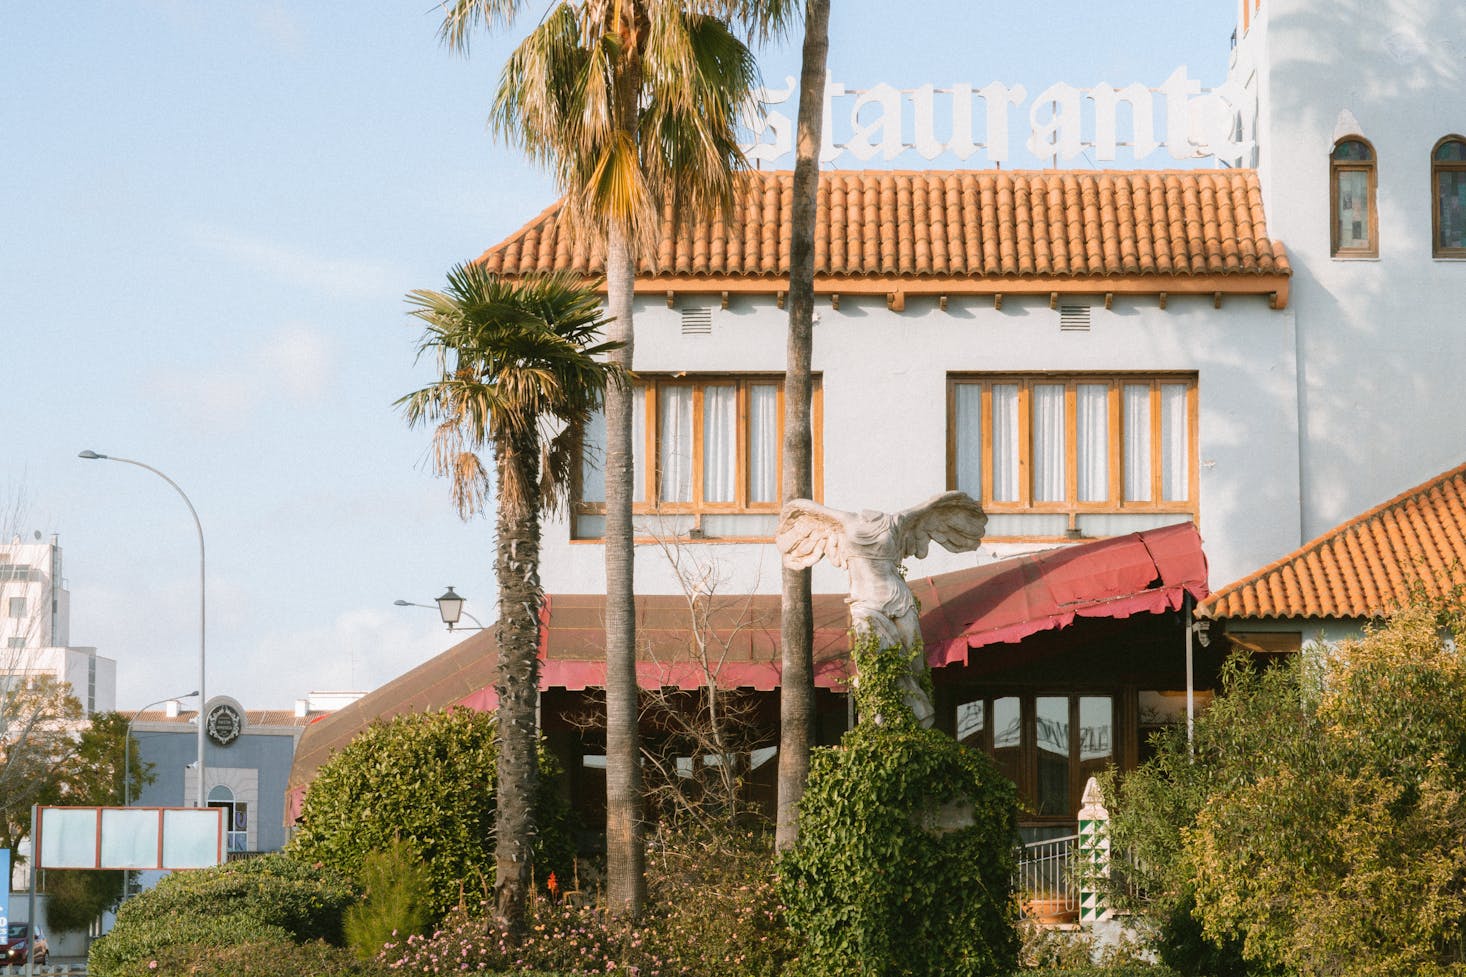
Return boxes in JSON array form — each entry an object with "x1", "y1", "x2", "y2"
[
  {"x1": 776, "y1": 0, "x2": 831, "y2": 852},
  {"x1": 604, "y1": 220, "x2": 646, "y2": 914},
  {"x1": 493, "y1": 431, "x2": 543, "y2": 935}
]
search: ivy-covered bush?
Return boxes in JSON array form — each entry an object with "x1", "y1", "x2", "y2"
[
  {"x1": 288, "y1": 708, "x2": 573, "y2": 920},
  {"x1": 781, "y1": 635, "x2": 1020, "y2": 977},
  {"x1": 88, "y1": 853, "x2": 356, "y2": 976}
]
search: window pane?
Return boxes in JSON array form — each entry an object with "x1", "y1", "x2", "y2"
[
  {"x1": 1160, "y1": 384, "x2": 1189, "y2": 501},
  {"x1": 953, "y1": 384, "x2": 982, "y2": 498},
  {"x1": 1336, "y1": 169, "x2": 1372, "y2": 250},
  {"x1": 580, "y1": 408, "x2": 607, "y2": 504},
  {"x1": 1332, "y1": 139, "x2": 1372, "y2": 161},
  {"x1": 1435, "y1": 140, "x2": 1466, "y2": 162},
  {"x1": 991, "y1": 384, "x2": 1020, "y2": 502},
  {"x1": 1079, "y1": 696, "x2": 1114, "y2": 790},
  {"x1": 702, "y1": 385, "x2": 737, "y2": 503},
  {"x1": 1123, "y1": 384, "x2": 1152, "y2": 502},
  {"x1": 1032, "y1": 385, "x2": 1065, "y2": 502},
  {"x1": 747, "y1": 384, "x2": 778, "y2": 503},
  {"x1": 1035, "y1": 696, "x2": 1070, "y2": 816},
  {"x1": 1438, "y1": 169, "x2": 1466, "y2": 251},
  {"x1": 993, "y1": 697, "x2": 1022, "y2": 788},
  {"x1": 1076, "y1": 384, "x2": 1109, "y2": 502},
  {"x1": 956, "y1": 699, "x2": 985, "y2": 749},
  {"x1": 659, "y1": 386, "x2": 693, "y2": 503}
]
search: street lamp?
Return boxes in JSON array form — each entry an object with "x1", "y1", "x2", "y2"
[
  {"x1": 124, "y1": 691, "x2": 199, "y2": 806},
  {"x1": 79, "y1": 450, "x2": 209, "y2": 809},
  {"x1": 393, "y1": 587, "x2": 484, "y2": 630}
]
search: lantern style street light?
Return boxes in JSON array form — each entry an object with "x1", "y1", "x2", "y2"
[
  {"x1": 393, "y1": 586, "x2": 484, "y2": 630},
  {"x1": 79, "y1": 450, "x2": 209, "y2": 809}
]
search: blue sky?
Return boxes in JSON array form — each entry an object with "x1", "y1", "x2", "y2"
[{"x1": 2, "y1": 1, "x2": 1236, "y2": 709}]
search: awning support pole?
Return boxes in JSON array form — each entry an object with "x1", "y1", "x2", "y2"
[{"x1": 1184, "y1": 593, "x2": 1195, "y2": 754}]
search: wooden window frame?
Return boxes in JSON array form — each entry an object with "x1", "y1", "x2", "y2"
[
  {"x1": 1330, "y1": 137, "x2": 1379, "y2": 259},
  {"x1": 946, "y1": 373, "x2": 1199, "y2": 530},
  {"x1": 573, "y1": 374, "x2": 822, "y2": 537},
  {"x1": 957, "y1": 692, "x2": 1118, "y2": 825},
  {"x1": 1432, "y1": 135, "x2": 1466, "y2": 258}
]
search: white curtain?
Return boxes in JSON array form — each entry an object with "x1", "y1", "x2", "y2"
[
  {"x1": 991, "y1": 384, "x2": 1020, "y2": 502},
  {"x1": 1160, "y1": 383, "x2": 1189, "y2": 501},
  {"x1": 659, "y1": 386, "x2": 693, "y2": 503},
  {"x1": 1124, "y1": 384, "x2": 1152, "y2": 501},
  {"x1": 1032, "y1": 384, "x2": 1065, "y2": 502},
  {"x1": 953, "y1": 384, "x2": 982, "y2": 498},
  {"x1": 1076, "y1": 383, "x2": 1109, "y2": 502},
  {"x1": 631, "y1": 390, "x2": 647, "y2": 503},
  {"x1": 747, "y1": 384, "x2": 778, "y2": 503},
  {"x1": 581, "y1": 407, "x2": 607, "y2": 503},
  {"x1": 702, "y1": 385, "x2": 737, "y2": 503}
]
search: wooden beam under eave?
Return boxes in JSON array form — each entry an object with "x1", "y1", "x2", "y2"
[
  {"x1": 1158, "y1": 292, "x2": 1168, "y2": 310},
  {"x1": 1049, "y1": 291, "x2": 1059, "y2": 310},
  {"x1": 666, "y1": 290, "x2": 676, "y2": 309},
  {"x1": 939, "y1": 295, "x2": 949, "y2": 312},
  {"x1": 831, "y1": 293, "x2": 841, "y2": 311},
  {"x1": 1104, "y1": 292, "x2": 1114, "y2": 310},
  {"x1": 994, "y1": 293, "x2": 1004, "y2": 310},
  {"x1": 776, "y1": 291, "x2": 786, "y2": 310},
  {"x1": 720, "y1": 291, "x2": 730, "y2": 310},
  {"x1": 887, "y1": 290, "x2": 905, "y2": 312},
  {"x1": 1213, "y1": 291, "x2": 1223, "y2": 309}
]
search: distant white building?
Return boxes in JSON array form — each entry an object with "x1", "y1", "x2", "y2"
[{"x1": 1, "y1": 534, "x2": 116, "y2": 714}]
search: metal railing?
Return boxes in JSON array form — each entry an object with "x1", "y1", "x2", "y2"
[{"x1": 1015, "y1": 832, "x2": 1079, "y2": 923}]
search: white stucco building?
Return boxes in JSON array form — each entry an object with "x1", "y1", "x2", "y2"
[
  {"x1": 294, "y1": 0, "x2": 1466, "y2": 835},
  {"x1": 1, "y1": 534, "x2": 115, "y2": 715}
]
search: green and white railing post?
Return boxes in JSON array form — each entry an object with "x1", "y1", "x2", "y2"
[{"x1": 1077, "y1": 776, "x2": 1111, "y2": 925}]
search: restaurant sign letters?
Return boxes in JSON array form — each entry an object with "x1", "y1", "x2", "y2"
[{"x1": 741, "y1": 67, "x2": 1255, "y2": 167}]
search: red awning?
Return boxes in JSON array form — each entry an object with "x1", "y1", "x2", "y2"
[{"x1": 917, "y1": 522, "x2": 1209, "y2": 668}]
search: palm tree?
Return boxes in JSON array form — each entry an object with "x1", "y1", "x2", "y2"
[
  {"x1": 398, "y1": 264, "x2": 623, "y2": 933},
  {"x1": 439, "y1": 0, "x2": 791, "y2": 916},
  {"x1": 776, "y1": 0, "x2": 829, "y2": 852}
]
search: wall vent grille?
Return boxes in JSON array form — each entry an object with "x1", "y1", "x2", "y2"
[
  {"x1": 681, "y1": 307, "x2": 713, "y2": 335},
  {"x1": 1059, "y1": 304, "x2": 1092, "y2": 331}
]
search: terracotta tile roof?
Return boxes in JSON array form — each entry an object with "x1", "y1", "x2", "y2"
[
  {"x1": 1201, "y1": 461, "x2": 1466, "y2": 620},
  {"x1": 478, "y1": 169, "x2": 1291, "y2": 304},
  {"x1": 132, "y1": 709, "x2": 312, "y2": 728}
]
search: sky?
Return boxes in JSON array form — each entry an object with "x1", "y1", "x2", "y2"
[{"x1": 2, "y1": 1, "x2": 1237, "y2": 710}]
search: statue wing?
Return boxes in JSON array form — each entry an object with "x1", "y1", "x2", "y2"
[
  {"x1": 895, "y1": 491, "x2": 988, "y2": 560},
  {"x1": 776, "y1": 499, "x2": 852, "y2": 570}
]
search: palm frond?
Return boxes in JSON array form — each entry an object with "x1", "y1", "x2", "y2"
[{"x1": 398, "y1": 264, "x2": 623, "y2": 521}]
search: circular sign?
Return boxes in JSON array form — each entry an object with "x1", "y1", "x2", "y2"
[{"x1": 206, "y1": 703, "x2": 244, "y2": 746}]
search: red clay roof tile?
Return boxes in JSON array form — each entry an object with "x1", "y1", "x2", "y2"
[
  {"x1": 476, "y1": 169, "x2": 1290, "y2": 300},
  {"x1": 1201, "y1": 461, "x2": 1466, "y2": 620}
]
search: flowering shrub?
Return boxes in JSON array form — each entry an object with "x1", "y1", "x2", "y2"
[{"x1": 383, "y1": 830, "x2": 792, "y2": 977}]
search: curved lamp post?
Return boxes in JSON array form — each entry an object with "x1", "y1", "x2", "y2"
[
  {"x1": 393, "y1": 586, "x2": 484, "y2": 630},
  {"x1": 124, "y1": 691, "x2": 199, "y2": 806},
  {"x1": 79, "y1": 450, "x2": 208, "y2": 809}
]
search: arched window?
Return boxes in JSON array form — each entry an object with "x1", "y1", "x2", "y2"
[
  {"x1": 1433, "y1": 137, "x2": 1466, "y2": 257},
  {"x1": 1331, "y1": 138, "x2": 1377, "y2": 257},
  {"x1": 207, "y1": 785, "x2": 249, "y2": 854}
]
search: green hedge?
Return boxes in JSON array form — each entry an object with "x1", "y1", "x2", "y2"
[{"x1": 88, "y1": 854, "x2": 356, "y2": 976}]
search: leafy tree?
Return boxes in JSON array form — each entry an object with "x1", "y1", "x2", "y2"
[
  {"x1": 1111, "y1": 604, "x2": 1466, "y2": 977},
  {"x1": 776, "y1": 0, "x2": 831, "y2": 855},
  {"x1": 398, "y1": 266, "x2": 620, "y2": 932},
  {"x1": 288, "y1": 707, "x2": 573, "y2": 922},
  {"x1": 438, "y1": 0, "x2": 793, "y2": 917},
  {"x1": 0, "y1": 674, "x2": 84, "y2": 852}
]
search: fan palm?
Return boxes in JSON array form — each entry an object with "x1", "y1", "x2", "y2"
[
  {"x1": 439, "y1": 0, "x2": 793, "y2": 916},
  {"x1": 397, "y1": 264, "x2": 623, "y2": 932}
]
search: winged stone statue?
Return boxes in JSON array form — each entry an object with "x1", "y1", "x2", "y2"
[{"x1": 776, "y1": 491, "x2": 988, "y2": 726}]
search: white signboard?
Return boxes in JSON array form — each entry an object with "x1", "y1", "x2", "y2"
[
  {"x1": 36, "y1": 806, "x2": 223, "y2": 871},
  {"x1": 741, "y1": 67, "x2": 1254, "y2": 167}
]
